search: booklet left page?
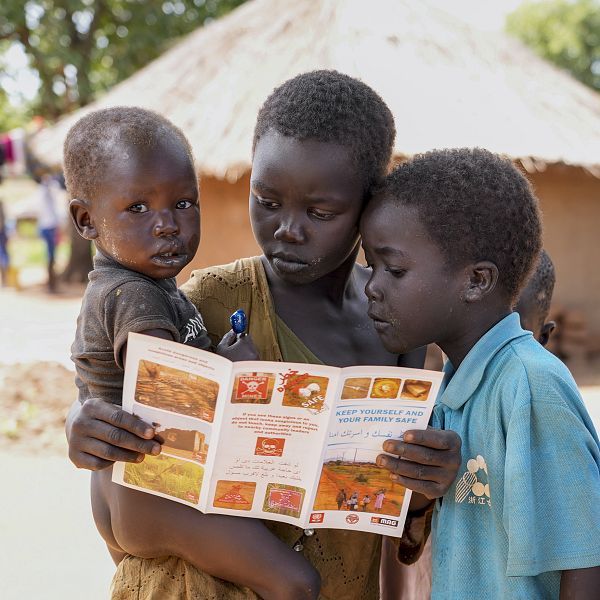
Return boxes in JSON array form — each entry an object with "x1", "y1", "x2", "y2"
[{"x1": 112, "y1": 333, "x2": 233, "y2": 512}]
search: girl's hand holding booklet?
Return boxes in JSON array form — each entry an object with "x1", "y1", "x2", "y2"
[{"x1": 113, "y1": 333, "x2": 443, "y2": 537}]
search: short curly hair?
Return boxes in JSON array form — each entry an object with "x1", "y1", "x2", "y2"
[
  {"x1": 524, "y1": 249, "x2": 555, "y2": 321},
  {"x1": 378, "y1": 148, "x2": 542, "y2": 303},
  {"x1": 253, "y1": 70, "x2": 395, "y2": 195},
  {"x1": 63, "y1": 106, "x2": 195, "y2": 202}
]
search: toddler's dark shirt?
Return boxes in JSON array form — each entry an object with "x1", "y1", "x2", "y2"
[{"x1": 71, "y1": 251, "x2": 211, "y2": 405}]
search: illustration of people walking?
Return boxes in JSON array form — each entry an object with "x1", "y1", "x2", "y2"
[
  {"x1": 361, "y1": 493, "x2": 371, "y2": 512},
  {"x1": 374, "y1": 489, "x2": 386, "y2": 512}
]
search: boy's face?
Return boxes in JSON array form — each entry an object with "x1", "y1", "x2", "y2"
[
  {"x1": 249, "y1": 130, "x2": 364, "y2": 284},
  {"x1": 88, "y1": 140, "x2": 200, "y2": 279},
  {"x1": 514, "y1": 286, "x2": 555, "y2": 346},
  {"x1": 361, "y1": 199, "x2": 466, "y2": 355}
]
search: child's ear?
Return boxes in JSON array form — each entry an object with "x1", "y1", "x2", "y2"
[
  {"x1": 463, "y1": 261, "x2": 499, "y2": 303},
  {"x1": 538, "y1": 321, "x2": 556, "y2": 347},
  {"x1": 69, "y1": 199, "x2": 98, "y2": 240}
]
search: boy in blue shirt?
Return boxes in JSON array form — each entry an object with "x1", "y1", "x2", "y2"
[{"x1": 362, "y1": 148, "x2": 600, "y2": 599}]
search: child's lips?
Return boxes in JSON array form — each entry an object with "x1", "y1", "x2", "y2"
[
  {"x1": 368, "y1": 311, "x2": 391, "y2": 331},
  {"x1": 151, "y1": 251, "x2": 188, "y2": 267},
  {"x1": 271, "y1": 253, "x2": 309, "y2": 274}
]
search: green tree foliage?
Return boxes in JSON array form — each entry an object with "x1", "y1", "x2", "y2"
[
  {"x1": 0, "y1": 0, "x2": 246, "y2": 120},
  {"x1": 507, "y1": 0, "x2": 600, "y2": 92},
  {"x1": 0, "y1": 90, "x2": 29, "y2": 131}
]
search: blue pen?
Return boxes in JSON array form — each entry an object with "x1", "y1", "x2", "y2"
[{"x1": 230, "y1": 309, "x2": 248, "y2": 337}]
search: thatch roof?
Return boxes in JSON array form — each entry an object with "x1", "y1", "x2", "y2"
[{"x1": 30, "y1": 0, "x2": 600, "y2": 179}]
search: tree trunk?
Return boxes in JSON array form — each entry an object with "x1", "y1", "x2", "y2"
[{"x1": 61, "y1": 219, "x2": 93, "y2": 283}]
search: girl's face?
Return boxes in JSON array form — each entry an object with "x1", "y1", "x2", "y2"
[
  {"x1": 249, "y1": 130, "x2": 364, "y2": 285},
  {"x1": 361, "y1": 199, "x2": 465, "y2": 355},
  {"x1": 90, "y1": 140, "x2": 200, "y2": 279}
]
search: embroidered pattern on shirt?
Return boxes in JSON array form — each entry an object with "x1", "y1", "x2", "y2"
[
  {"x1": 183, "y1": 314, "x2": 207, "y2": 344},
  {"x1": 455, "y1": 454, "x2": 491, "y2": 507}
]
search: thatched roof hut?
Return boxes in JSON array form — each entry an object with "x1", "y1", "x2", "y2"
[
  {"x1": 30, "y1": 0, "x2": 600, "y2": 175},
  {"x1": 29, "y1": 0, "x2": 600, "y2": 340}
]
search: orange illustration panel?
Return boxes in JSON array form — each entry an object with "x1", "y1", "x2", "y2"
[
  {"x1": 231, "y1": 372, "x2": 275, "y2": 404},
  {"x1": 281, "y1": 373, "x2": 329, "y2": 412},
  {"x1": 400, "y1": 380, "x2": 432, "y2": 401},
  {"x1": 212, "y1": 480, "x2": 256, "y2": 511},
  {"x1": 341, "y1": 377, "x2": 372, "y2": 400},
  {"x1": 255, "y1": 437, "x2": 286, "y2": 457},
  {"x1": 263, "y1": 483, "x2": 305, "y2": 518},
  {"x1": 370, "y1": 378, "x2": 401, "y2": 399}
]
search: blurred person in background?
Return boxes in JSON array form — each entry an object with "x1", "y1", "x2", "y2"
[{"x1": 37, "y1": 170, "x2": 61, "y2": 292}]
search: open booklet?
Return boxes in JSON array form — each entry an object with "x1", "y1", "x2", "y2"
[{"x1": 113, "y1": 333, "x2": 444, "y2": 537}]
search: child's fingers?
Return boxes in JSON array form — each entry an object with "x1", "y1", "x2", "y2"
[
  {"x1": 400, "y1": 427, "x2": 462, "y2": 451},
  {"x1": 220, "y1": 330, "x2": 237, "y2": 347},
  {"x1": 376, "y1": 454, "x2": 443, "y2": 482},
  {"x1": 82, "y1": 398, "x2": 156, "y2": 439},
  {"x1": 384, "y1": 473, "x2": 446, "y2": 500},
  {"x1": 88, "y1": 398, "x2": 155, "y2": 439},
  {"x1": 381, "y1": 440, "x2": 458, "y2": 468},
  {"x1": 236, "y1": 334, "x2": 259, "y2": 353},
  {"x1": 88, "y1": 420, "x2": 162, "y2": 456},
  {"x1": 68, "y1": 451, "x2": 115, "y2": 471},
  {"x1": 67, "y1": 399, "x2": 160, "y2": 470},
  {"x1": 68, "y1": 435, "x2": 145, "y2": 470}
]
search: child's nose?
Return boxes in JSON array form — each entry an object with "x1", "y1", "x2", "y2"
[
  {"x1": 273, "y1": 216, "x2": 305, "y2": 243},
  {"x1": 364, "y1": 275, "x2": 382, "y2": 300},
  {"x1": 153, "y1": 211, "x2": 179, "y2": 236}
]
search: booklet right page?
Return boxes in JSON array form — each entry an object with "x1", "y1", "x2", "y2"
[{"x1": 308, "y1": 366, "x2": 444, "y2": 537}]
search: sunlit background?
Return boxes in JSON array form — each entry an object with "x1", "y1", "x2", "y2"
[{"x1": 1, "y1": 1, "x2": 599, "y2": 598}]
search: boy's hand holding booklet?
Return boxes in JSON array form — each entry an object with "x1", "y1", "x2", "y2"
[{"x1": 113, "y1": 333, "x2": 443, "y2": 537}]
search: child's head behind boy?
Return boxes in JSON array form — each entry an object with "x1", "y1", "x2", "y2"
[
  {"x1": 515, "y1": 249, "x2": 556, "y2": 346},
  {"x1": 64, "y1": 107, "x2": 200, "y2": 280},
  {"x1": 361, "y1": 147, "x2": 542, "y2": 366}
]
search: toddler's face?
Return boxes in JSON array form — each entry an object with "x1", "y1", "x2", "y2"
[
  {"x1": 249, "y1": 130, "x2": 364, "y2": 285},
  {"x1": 361, "y1": 200, "x2": 465, "y2": 354},
  {"x1": 91, "y1": 140, "x2": 200, "y2": 279}
]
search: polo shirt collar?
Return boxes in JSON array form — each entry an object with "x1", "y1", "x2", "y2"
[{"x1": 438, "y1": 312, "x2": 531, "y2": 410}]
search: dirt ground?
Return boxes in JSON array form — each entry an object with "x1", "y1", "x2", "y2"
[
  {"x1": 2, "y1": 276, "x2": 600, "y2": 599},
  {"x1": 1, "y1": 278, "x2": 114, "y2": 600}
]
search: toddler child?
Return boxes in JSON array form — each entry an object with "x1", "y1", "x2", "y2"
[
  {"x1": 65, "y1": 106, "x2": 319, "y2": 599},
  {"x1": 362, "y1": 148, "x2": 600, "y2": 598}
]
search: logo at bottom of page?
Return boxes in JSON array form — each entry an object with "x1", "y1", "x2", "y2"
[
  {"x1": 370, "y1": 516, "x2": 398, "y2": 527},
  {"x1": 309, "y1": 512, "x2": 324, "y2": 524},
  {"x1": 345, "y1": 513, "x2": 359, "y2": 525}
]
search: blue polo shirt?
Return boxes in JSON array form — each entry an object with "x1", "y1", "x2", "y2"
[{"x1": 431, "y1": 313, "x2": 600, "y2": 599}]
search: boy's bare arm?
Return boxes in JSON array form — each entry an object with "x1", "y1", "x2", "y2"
[
  {"x1": 560, "y1": 567, "x2": 600, "y2": 599},
  {"x1": 100, "y1": 470, "x2": 320, "y2": 600}
]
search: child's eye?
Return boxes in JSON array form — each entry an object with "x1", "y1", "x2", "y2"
[
  {"x1": 128, "y1": 203, "x2": 148, "y2": 213},
  {"x1": 386, "y1": 267, "x2": 407, "y2": 278},
  {"x1": 256, "y1": 196, "x2": 280, "y2": 209},
  {"x1": 176, "y1": 199, "x2": 194, "y2": 209},
  {"x1": 308, "y1": 209, "x2": 336, "y2": 221}
]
